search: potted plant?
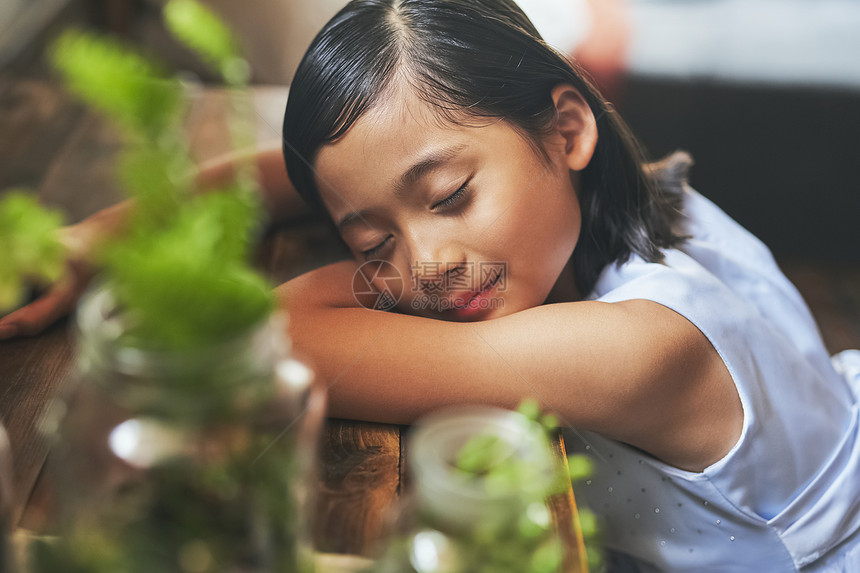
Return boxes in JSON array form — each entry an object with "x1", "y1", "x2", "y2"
[{"x1": 5, "y1": 3, "x2": 325, "y2": 571}]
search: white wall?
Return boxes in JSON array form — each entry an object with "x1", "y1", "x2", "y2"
[
  {"x1": 202, "y1": 0, "x2": 590, "y2": 84},
  {"x1": 204, "y1": 0, "x2": 348, "y2": 84}
]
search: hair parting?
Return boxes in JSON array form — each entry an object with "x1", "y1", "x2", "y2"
[{"x1": 283, "y1": 0, "x2": 688, "y2": 295}]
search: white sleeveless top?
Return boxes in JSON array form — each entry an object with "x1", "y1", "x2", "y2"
[{"x1": 564, "y1": 188, "x2": 860, "y2": 572}]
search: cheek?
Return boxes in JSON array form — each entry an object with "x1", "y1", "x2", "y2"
[
  {"x1": 486, "y1": 175, "x2": 581, "y2": 297},
  {"x1": 489, "y1": 177, "x2": 580, "y2": 258},
  {"x1": 549, "y1": 190, "x2": 582, "y2": 253},
  {"x1": 537, "y1": 168, "x2": 581, "y2": 246}
]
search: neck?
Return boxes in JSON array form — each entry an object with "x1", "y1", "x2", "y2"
[{"x1": 544, "y1": 256, "x2": 580, "y2": 304}]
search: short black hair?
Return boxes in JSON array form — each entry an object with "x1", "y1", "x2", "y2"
[{"x1": 283, "y1": 0, "x2": 686, "y2": 295}]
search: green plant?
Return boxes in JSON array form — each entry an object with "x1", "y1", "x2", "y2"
[
  {"x1": 47, "y1": 0, "x2": 272, "y2": 350},
  {"x1": 448, "y1": 400, "x2": 605, "y2": 573},
  {"x1": 0, "y1": 192, "x2": 65, "y2": 313},
  {"x1": 27, "y1": 5, "x2": 319, "y2": 572},
  {"x1": 453, "y1": 400, "x2": 567, "y2": 496},
  {"x1": 450, "y1": 401, "x2": 568, "y2": 573}
]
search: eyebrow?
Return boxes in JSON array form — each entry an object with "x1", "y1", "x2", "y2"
[{"x1": 336, "y1": 143, "x2": 468, "y2": 231}]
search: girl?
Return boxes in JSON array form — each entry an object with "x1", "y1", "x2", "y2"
[
  {"x1": 4, "y1": 0, "x2": 859, "y2": 570},
  {"x1": 277, "y1": 1, "x2": 860, "y2": 571}
]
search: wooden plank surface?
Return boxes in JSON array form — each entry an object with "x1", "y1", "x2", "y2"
[
  {"x1": 314, "y1": 420, "x2": 402, "y2": 556},
  {"x1": 0, "y1": 320, "x2": 73, "y2": 526},
  {"x1": 0, "y1": 78, "x2": 86, "y2": 193},
  {"x1": 0, "y1": 75, "x2": 90, "y2": 526},
  {"x1": 549, "y1": 432, "x2": 589, "y2": 573}
]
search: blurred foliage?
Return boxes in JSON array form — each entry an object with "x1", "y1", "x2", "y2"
[
  {"x1": 163, "y1": 0, "x2": 248, "y2": 85},
  {"x1": 373, "y1": 402, "x2": 570, "y2": 573},
  {"x1": 31, "y1": 423, "x2": 310, "y2": 572},
  {"x1": 27, "y1": 2, "x2": 311, "y2": 571},
  {"x1": 0, "y1": 192, "x2": 65, "y2": 313},
  {"x1": 45, "y1": 0, "x2": 273, "y2": 350},
  {"x1": 50, "y1": 32, "x2": 182, "y2": 140},
  {"x1": 447, "y1": 402, "x2": 568, "y2": 573},
  {"x1": 452, "y1": 399, "x2": 568, "y2": 497},
  {"x1": 451, "y1": 399, "x2": 606, "y2": 573}
]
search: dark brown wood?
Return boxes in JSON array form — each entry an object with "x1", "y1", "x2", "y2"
[
  {"x1": 0, "y1": 77, "x2": 86, "y2": 193},
  {"x1": 314, "y1": 419, "x2": 401, "y2": 557},
  {"x1": 38, "y1": 111, "x2": 126, "y2": 224},
  {"x1": 0, "y1": 319, "x2": 74, "y2": 526},
  {"x1": 99, "y1": 0, "x2": 134, "y2": 36},
  {"x1": 782, "y1": 261, "x2": 860, "y2": 354}
]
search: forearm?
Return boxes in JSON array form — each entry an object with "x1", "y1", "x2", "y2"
[
  {"x1": 277, "y1": 263, "x2": 740, "y2": 471},
  {"x1": 274, "y1": 262, "x2": 513, "y2": 424},
  {"x1": 195, "y1": 144, "x2": 312, "y2": 225},
  {"x1": 276, "y1": 262, "x2": 578, "y2": 426},
  {"x1": 278, "y1": 264, "x2": 626, "y2": 430}
]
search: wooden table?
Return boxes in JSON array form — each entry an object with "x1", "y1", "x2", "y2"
[{"x1": 0, "y1": 77, "x2": 588, "y2": 571}]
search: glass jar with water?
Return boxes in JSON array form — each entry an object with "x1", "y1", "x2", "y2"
[{"x1": 29, "y1": 285, "x2": 325, "y2": 573}]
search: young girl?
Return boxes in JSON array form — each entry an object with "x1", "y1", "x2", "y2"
[
  {"x1": 275, "y1": 1, "x2": 860, "y2": 570},
  {"x1": 4, "y1": 0, "x2": 859, "y2": 570}
]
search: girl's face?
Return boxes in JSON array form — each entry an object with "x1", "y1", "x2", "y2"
[{"x1": 314, "y1": 88, "x2": 587, "y2": 321}]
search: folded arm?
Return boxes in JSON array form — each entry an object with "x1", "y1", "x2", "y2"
[{"x1": 278, "y1": 260, "x2": 742, "y2": 473}]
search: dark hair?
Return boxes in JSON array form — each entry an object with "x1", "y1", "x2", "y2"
[{"x1": 283, "y1": 0, "x2": 686, "y2": 295}]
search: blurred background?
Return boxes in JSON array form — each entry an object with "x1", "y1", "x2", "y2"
[{"x1": 1, "y1": 0, "x2": 858, "y2": 348}]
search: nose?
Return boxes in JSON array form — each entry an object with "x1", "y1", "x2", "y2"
[
  {"x1": 412, "y1": 260, "x2": 466, "y2": 294},
  {"x1": 405, "y1": 228, "x2": 465, "y2": 293}
]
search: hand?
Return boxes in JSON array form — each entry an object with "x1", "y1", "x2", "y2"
[
  {"x1": 0, "y1": 260, "x2": 92, "y2": 340},
  {"x1": 0, "y1": 209, "x2": 120, "y2": 340}
]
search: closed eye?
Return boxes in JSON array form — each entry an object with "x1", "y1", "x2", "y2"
[
  {"x1": 361, "y1": 235, "x2": 392, "y2": 260},
  {"x1": 432, "y1": 181, "x2": 470, "y2": 211},
  {"x1": 360, "y1": 179, "x2": 471, "y2": 258}
]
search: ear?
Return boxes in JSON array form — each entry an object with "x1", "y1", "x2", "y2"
[{"x1": 550, "y1": 84, "x2": 598, "y2": 172}]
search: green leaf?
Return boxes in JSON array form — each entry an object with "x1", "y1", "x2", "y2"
[
  {"x1": 102, "y1": 195, "x2": 273, "y2": 350},
  {"x1": 539, "y1": 413, "x2": 559, "y2": 431},
  {"x1": 0, "y1": 269, "x2": 25, "y2": 312},
  {"x1": 50, "y1": 30, "x2": 182, "y2": 138},
  {"x1": 163, "y1": 0, "x2": 246, "y2": 83},
  {"x1": 529, "y1": 538, "x2": 563, "y2": 573},
  {"x1": 455, "y1": 434, "x2": 509, "y2": 476},
  {"x1": 578, "y1": 508, "x2": 600, "y2": 539},
  {"x1": 46, "y1": 4, "x2": 273, "y2": 366},
  {"x1": 566, "y1": 454, "x2": 594, "y2": 483},
  {"x1": 0, "y1": 191, "x2": 65, "y2": 311},
  {"x1": 117, "y1": 146, "x2": 187, "y2": 226},
  {"x1": 516, "y1": 399, "x2": 541, "y2": 422}
]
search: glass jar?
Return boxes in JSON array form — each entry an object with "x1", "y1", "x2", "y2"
[
  {"x1": 371, "y1": 406, "x2": 570, "y2": 573},
  {"x1": 30, "y1": 285, "x2": 325, "y2": 573}
]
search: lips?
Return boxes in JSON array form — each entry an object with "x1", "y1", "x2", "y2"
[{"x1": 448, "y1": 269, "x2": 502, "y2": 313}]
